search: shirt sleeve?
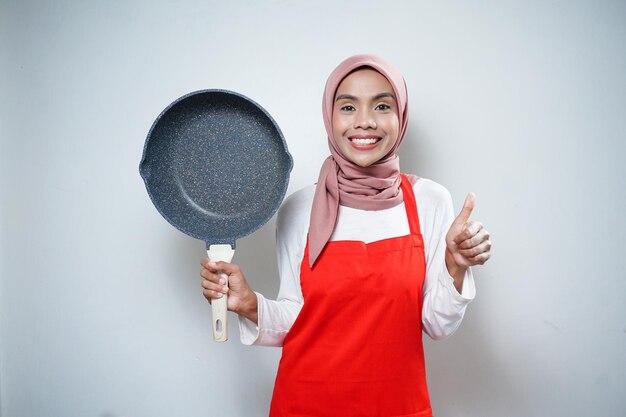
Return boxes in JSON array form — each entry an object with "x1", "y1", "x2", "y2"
[
  {"x1": 417, "y1": 180, "x2": 476, "y2": 340},
  {"x1": 237, "y1": 187, "x2": 312, "y2": 346}
]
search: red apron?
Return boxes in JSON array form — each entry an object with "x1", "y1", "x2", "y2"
[{"x1": 269, "y1": 175, "x2": 431, "y2": 417}]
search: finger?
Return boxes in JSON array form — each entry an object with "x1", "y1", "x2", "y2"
[
  {"x1": 453, "y1": 221, "x2": 483, "y2": 245},
  {"x1": 458, "y1": 239, "x2": 492, "y2": 258},
  {"x1": 201, "y1": 279, "x2": 228, "y2": 294},
  {"x1": 457, "y1": 227, "x2": 489, "y2": 249},
  {"x1": 468, "y1": 251, "x2": 491, "y2": 265},
  {"x1": 204, "y1": 260, "x2": 240, "y2": 275},
  {"x1": 203, "y1": 288, "x2": 225, "y2": 300},
  {"x1": 452, "y1": 192, "x2": 476, "y2": 226},
  {"x1": 200, "y1": 257, "x2": 223, "y2": 271},
  {"x1": 200, "y1": 268, "x2": 227, "y2": 284}
]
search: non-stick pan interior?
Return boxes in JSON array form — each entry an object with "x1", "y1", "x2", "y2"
[{"x1": 140, "y1": 90, "x2": 293, "y2": 246}]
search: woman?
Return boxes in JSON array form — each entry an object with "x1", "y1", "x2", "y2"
[{"x1": 201, "y1": 54, "x2": 491, "y2": 417}]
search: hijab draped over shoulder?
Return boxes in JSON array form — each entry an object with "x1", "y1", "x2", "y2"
[{"x1": 308, "y1": 54, "x2": 418, "y2": 267}]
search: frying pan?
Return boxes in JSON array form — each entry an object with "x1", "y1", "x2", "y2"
[{"x1": 139, "y1": 89, "x2": 293, "y2": 342}]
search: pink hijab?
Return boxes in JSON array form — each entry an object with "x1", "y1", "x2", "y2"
[{"x1": 308, "y1": 54, "x2": 418, "y2": 267}]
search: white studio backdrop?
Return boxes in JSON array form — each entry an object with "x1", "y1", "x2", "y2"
[{"x1": 1, "y1": 1, "x2": 625, "y2": 416}]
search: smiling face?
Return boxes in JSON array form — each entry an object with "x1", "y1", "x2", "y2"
[{"x1": 331, "y1": 68, "x2": 400, "y2": 168}]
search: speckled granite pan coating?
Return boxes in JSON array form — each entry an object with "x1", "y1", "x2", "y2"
[{"x1": 139, "y1": 89, "x2": 293, "y2": 248}]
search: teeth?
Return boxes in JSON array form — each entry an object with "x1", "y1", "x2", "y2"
[{"x1": 351, "y1": 138, "x2": 378, "y2": 145}]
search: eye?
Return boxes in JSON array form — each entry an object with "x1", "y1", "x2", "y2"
[
  {"x1": 340, "y1": 105, "x2": 355, "y2": 112},
  {"x1": 375, "y1": 103, "x2": 391, "y2": 111}
]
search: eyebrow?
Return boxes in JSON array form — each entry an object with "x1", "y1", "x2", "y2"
[{"x1": 335, "y1": 92, "x2": 396, "y2": 102}]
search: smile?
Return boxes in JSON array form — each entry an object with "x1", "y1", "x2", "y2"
[
  {"x1": 348, "y1": 135, "x2": 381, "y2": 150},
  {"x1": 351, "y1": 138, "x2": 378, "y2": 145}
]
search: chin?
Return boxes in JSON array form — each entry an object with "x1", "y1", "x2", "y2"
[{"x1": 351, "y1": 158, "x2": 377, "y2": 168}]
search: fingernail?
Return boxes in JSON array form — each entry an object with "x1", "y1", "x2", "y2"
[
  {"x1": 216, "y1": 293, "x2": 223, "y2": 298},
  {"x1": 209, "y1": 261, "x2": 217, "y2": 267},
  {"x1": 219, "y1": 278, "x2": 226, "y2": 285}
]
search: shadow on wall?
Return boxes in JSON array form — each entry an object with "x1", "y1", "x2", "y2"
[
  {"x1": 236, "y1": 217, "x2": 282, "y2": 300},
  {"x1": 398, "y1": 126, "x2": 441, "y2": 181}
]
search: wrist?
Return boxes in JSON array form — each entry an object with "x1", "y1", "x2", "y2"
[
  {"x1": 236, "y1": 289, "x2": 259, "y2": 324},
  {"x1": 445, "y1": 249, "x2": 467, "y2": 290}
]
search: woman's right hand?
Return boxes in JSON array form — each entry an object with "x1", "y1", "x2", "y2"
[{"x1": 200, "y1": 259, "x2": 259, "y2": 324}]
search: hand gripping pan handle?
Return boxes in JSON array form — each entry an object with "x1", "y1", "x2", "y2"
[{"x1": 207, "y1": 244, "x2": 235, "y2": 342}]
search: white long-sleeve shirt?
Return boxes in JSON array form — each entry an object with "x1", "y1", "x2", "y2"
[{"x1": 239, "y1": 177, "x2": 476, "y2": 346}]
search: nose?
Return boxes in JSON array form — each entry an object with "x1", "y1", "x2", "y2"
[{"x1": 354, "y1": 110, "x2": 377, "y2": 130}]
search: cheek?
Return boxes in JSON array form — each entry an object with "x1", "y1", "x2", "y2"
[
  {"x1": 384, "y1": 115, "x2": 400, "y2": 139},
  {"x1": 391, "y1": 113, "x2": 400, "y2": 131},
  {"x1": 381, "y1": 120, "x2": 400, "y2": 154},
  {"x1": 332, "y1": 113, "x2": 349, "y2": 137}
]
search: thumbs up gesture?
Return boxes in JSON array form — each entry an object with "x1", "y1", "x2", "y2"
[{"x1": 445, "y1": 193, "x2": 491, "y2": 277}]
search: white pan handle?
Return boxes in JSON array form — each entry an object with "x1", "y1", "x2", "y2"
[{"x1": 206, "y1": 244, "x2": 236, "y2": 342}]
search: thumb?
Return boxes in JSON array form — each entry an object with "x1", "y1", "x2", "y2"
[
  {"x1": 207, "y1": 260, "x2": 238, "y2": 275},
  {"x1": 454, "y1": 192, "x2": 476, "y2": 225}
]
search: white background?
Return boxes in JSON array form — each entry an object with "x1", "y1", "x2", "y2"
[{"x1": 1, "y1": 1, "x2": 625, "y2": 416}]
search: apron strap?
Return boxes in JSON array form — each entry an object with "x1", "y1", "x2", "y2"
[{"x1": 400, "y1": 174, "x2": 422, "y2": 236}]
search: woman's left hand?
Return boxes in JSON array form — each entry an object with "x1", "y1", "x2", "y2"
[{"x1": 445, "y1": 192, "x2": 491, "y2": 282}]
